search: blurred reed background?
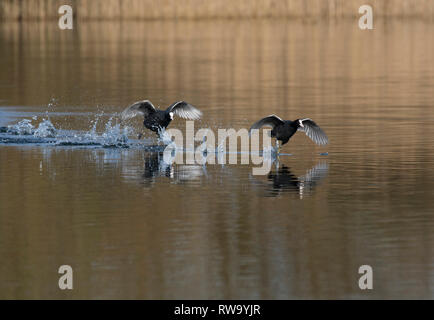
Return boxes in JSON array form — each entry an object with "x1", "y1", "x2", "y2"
[{"x1": 0, "y1": 0, "x2": 434, "y2": 21}]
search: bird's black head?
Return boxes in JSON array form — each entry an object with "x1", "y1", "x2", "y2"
[
  {"x1": 166, "y1": 112, "x2": 174, "y2": 121},
  {"x1": 293, "y1": 119, "x2": 304, "y2": 128}
]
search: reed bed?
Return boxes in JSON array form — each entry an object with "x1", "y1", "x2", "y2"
[{"x1": 0, "y1": 0, "x2": 433, "y2": 21}]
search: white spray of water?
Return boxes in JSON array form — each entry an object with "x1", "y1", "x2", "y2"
[
  {"x1": 7, "y1": 119, "x2": 35, "y2": 135},
  {"x1": 34, "y1": 119, "x2": 57, "y2": 138},
  {"x1": 101, "y1": 117, "x2": 131, "y2": 146},
  {"x1": 157, "y1": 128, "x2": 174, "y2": 145}
]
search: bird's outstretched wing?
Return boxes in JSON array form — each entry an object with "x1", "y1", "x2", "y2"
[
  {"x1": 166, "y1": 101, "x2": 202, "y2": 120},
  {"x1": 297, "y1": 118, "x2": 328, "y2": 145},
  {"x1": 121, "y1": 100, "x2": 156, "y2": 120},
  {"x1": 249, "y1": 115, "x2": 285, "y2": 133}
]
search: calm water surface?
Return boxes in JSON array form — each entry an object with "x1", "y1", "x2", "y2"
[{"x1": 0, "y1": 19, "x2": 434, "y2": 299}]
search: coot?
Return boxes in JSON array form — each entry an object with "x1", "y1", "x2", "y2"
[
  {"x1": 121, "y1": 100, "x2": 202, "y2": 137},
  {"x1": 250, "y1": 115, "x2": 328, "y2": 151}
]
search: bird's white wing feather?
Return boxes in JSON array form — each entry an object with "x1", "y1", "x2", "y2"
[
  {"x1": 297, "y1": 118, "x2": 329, "y2": 145},
  {"x1": 166, "y1": 101, "x2": 202, "y2": 120}
]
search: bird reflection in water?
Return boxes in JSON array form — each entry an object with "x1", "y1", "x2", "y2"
[
  {"x1": 141, "y1": 151, "x2": 206, "y2": 187},
  {"x1": 251, "y1": 161, "x2": 329, "y2": 198},
  {"x1": 138, "y1": 151, "x2": 328, "y2": 198}
]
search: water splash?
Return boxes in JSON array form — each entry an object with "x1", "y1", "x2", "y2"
[
  {"x1": 1, "y1": 110, "x2": 138, "y2": 148},
  {"x1": 100, "y1": 117, "x2": 131, "y2": 147},
  {"x1": 5, "y1": 116, "x2": 57, "y2": 138},
  {"x1": 262, "y1": 144, "x2": 276, "y2": 159},
  {"x1": 215, "y1": 138, "x2": 226, "y2": 154},
  {"x1": 7, "y1": 119, "x2": 35, "y2": 135},
  {"x1": 87, "y1": 110, "x2": 104, "y2": 138},
  {"x1": 157, "y1": 128, "x2": 174, "y2": 145},
  {"x1": 56, "y1": 116, "x2": 132, "y2": 148},
  {"x1": 34, "y1": 119, "x2": 57, "y2": 138}
]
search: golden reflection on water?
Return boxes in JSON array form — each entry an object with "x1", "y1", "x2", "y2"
[{"x1": 0, "y1": 19, "x2": 434, "y2": 299}]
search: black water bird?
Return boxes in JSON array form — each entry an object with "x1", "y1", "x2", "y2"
[
  {"x1": 121, "y1": 100, "x2": 202, "y2": 137},
  {"x1": 249, "y1": 115, "x2": 328, "y2": 151}
]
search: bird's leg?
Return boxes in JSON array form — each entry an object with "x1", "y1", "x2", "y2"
[
  {"x1": 275, "y1": 140, "x2": 281, "y2": 154},
  {"x1": 137, "y1": 132, "x2": 144, "y2": 140}
]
